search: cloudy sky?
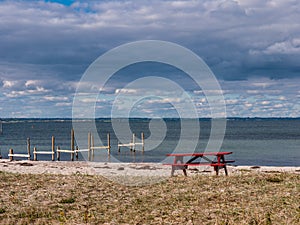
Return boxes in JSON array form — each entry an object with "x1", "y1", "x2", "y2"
[{"x1": 0, "y1": 0, "x2": 299, "y2": 118}]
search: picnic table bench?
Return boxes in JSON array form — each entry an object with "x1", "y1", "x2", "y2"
[{"x1": 164, "y1": 151, "x2": 235, "y2": 176}]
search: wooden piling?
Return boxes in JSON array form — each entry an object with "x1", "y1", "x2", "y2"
[
  {"x1": 33, "y1": 136, "x2": 55, "y2": 161},
  {"x1": 141, "y1": 132, "x2": 144, "y2": 152},
  {"x1": 57, "y1": 146, "x2": 60, "y2": 161},
  {"x1": 33, "y1": 147, "x2": 37, "y2": 161},
  {"x1": 86, "y1": 132, "x2": 111, "y2": 159},
  {"x1": 129, "y1": 133, "x2": 133, "y2": 151},
  {"x1": 91, "y1": 134, "x2": 95, "y2": 158},
  {"x1": 107, "y1": 133, "x2": 111, "y2": 154},
  {"x1": 132, "y1": 133, "x2": 135, "y2": 152},
  {"x1": 71, "y1": 129, "x2": 75, "y2": 161},
  {"x1": 9, "y1": 149, "x2": 13, "y2": 161},
  {"x1": 27, "y1": 138, "x2": 31, "y2": 160},
  {"x1": 88, "y1": 132, "x2": 91, "y2": 161},
  {"x1": 75, "y1": 146, "x2": 79, "y2": 160},
  {"x1": 118, "y1": 132, "x2": 145, "y2": 153},
  {"x1": 51, "y1": 136, "x2": 55, "y2": 161}
]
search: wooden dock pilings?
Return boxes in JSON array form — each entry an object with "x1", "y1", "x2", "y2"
[
  {"x1": 56, "y1": 129, "x2": 111, "y2": 161},
  {"x1": 89, "y1": 132, "x2": 111, "y2": 160},
  {"x1": 57, "y1": 128, "x2": 76, "y2": 161},
  {"x1": 33, "y1": 136, "x2": 55, "y2": 161},
  {"x1": 7, "y1": 130, "x2": 144, "y2": 161},
  {"x1": 8, "y1": 138, "x2": 31, "y2": 161},
  {"x1": 118, "y1": 132, "x2": 144, "y2": 153}
]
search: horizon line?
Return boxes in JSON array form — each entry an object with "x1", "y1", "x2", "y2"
[{"x1": 1, "y1": 117, "x2": 300, "y2": 120}]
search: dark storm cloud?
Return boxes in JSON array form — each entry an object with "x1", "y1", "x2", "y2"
[
  {"x1": 0, "y1": 0, "x2": 299, "y2": 78},
  {"x1": 0, "y1": 0, "x2": 299, "y2": 117}
]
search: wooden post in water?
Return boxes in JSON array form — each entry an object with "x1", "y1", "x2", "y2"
[
  {"x1": 51, "y1": 136, "x2": 55, "y2": 161},
  {"x1": 91, "y1": 133, "x2": 95, "y2": 158},
  {"x1": 132, "y1": 133, "x2": 135, "y2": 152},
  {"x1": 33, "y1": 147, "x2": 37, "y2": 161},
  {"x1": 57, "y1": 146, "x2": 60, "y2": 161},
  {"x1": 75, "y1": 146, "x2": 79, "y2": 160},
  {"x1": 88, "y1": 132, "x2": 91, "y2": 161},
  {"x1": 27, "y1": 138, "x2": 31, "y2": 160},
  {"x1": 107, "y1": 133, "x2": 111, "y2": 154},
  {"x1": 71, "y1": 129, "x2": 75, "y2": 161},
  {"x1": 141, "y1": 132, "x2": 145, "y2": 153},
  {"x1": 9, "y1": 149, "x2": 13, "y2": 161}
]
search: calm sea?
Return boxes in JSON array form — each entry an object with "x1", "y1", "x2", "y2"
[{"x1": 0, "y1": 118, "x2": 299, "y2": 166}]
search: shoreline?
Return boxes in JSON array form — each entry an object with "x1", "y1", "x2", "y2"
[{"x1": 1, "y1": 159, "x2": 299, "y2": 177}]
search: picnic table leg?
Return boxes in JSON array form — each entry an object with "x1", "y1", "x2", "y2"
[
  {"x1": 214, "y1": 166, "x2": 219, "y2": 175},
  {"x1": 183, "y1": 168, "x2": 187, "y2": 176},
  {"x1": 171, "y1": 156, "x2": 187, "y2": 176},
  {"x1": 171, "y1": 156, "x2": 176, "y2": 176},
  {"x1": 171, "y1": 166, "x2": 175, "y2": 176},
  {"x1": 224, "y1": 166, "x2": 228, "y2": 176},
  {"x1": 221, "y1": 155, "x2": 228, "y2": 176},
  {"x1": 214, "y1": 155, "x2": 221, "y2": 175},
  {"x1": 171, "y1": 166, "x2": 186, "y2": 176},
  {"x1": 214, "y1": 155, "x2": 229, "y2": 176}
]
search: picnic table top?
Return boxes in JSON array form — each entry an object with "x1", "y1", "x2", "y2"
[{"x1": 166, "y1": 151, "x2": 233, "y2": 157}]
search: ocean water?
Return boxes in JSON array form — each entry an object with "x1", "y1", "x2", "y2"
[{"x1": 0, "y1": 118, "x2": 299, "y2": 166}]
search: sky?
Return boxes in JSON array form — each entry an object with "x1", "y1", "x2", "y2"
[{"x1": 0, "y1": 0, "x2": 299, "y2": 118}]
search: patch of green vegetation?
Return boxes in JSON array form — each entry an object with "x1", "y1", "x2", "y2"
[{"x1": 0, "y1": 208, "x2": 6, "y2": 214}]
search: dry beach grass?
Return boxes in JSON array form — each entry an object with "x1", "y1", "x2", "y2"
[{"x1": 0, "y1": 166, "x2": 299, "y2": 224}]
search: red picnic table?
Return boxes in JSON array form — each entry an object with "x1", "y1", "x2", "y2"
[{"x1": 164, "y1": 151, "x2": 235, "y2": 176}]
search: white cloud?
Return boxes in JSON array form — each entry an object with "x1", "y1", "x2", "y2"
[
  {"x1": 244, "y1": 103, "x2": 252, "y2": 108},
  {"x1": 43, "y1": 96, "x2": 69, "y2": 101},
  {"x1": 2, "y1": 80, "x2": 18, "y2": 88},
  {"x1": 55, "y1": 102, "x2": 72, "y2": 107},
  {"x1": 278, "y1": 96, "x2": 286, "y2": 100},
  {"x1": 247, "y1": 90, "x2": 260, "y2": 94},
  {"x1": 115, "y1": 88, "x2": 138, "y2": 95},
  {"x1": 261, "y1": 101, "x2": 270, "y2": 105},
  {"x1": 273, "y1": 103, "x2": 283, "y2": 108},
  {"x1": 146, "y1": 98, "x2": 182, "y2": 104},
  {"x1": 194, "y1": 90, "x2": 224, "y2": 95},
  {"x1": 25, "y1": 80, "x2": 40, "y2": 87},
  {"x1": 4, "y1": 86, "x2": 49, "y2": 98},
  {"x1": 263, "y1": 39, "x2": 300, "y2": 54},
  {"x1": 250, "y1": 80, "x2": 274, "y2": 88}
]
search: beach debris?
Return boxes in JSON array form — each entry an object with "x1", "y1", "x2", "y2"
[
  {"x1": 250, "y1": 166, "x2": 260, "y2": 169},
  {"x1": 17, "y1": 162, "x2": 34, "y2": 167},
  {"x1": 266, "y1": 177, "x2": 283, "y2": 183},
  {"x1": 94, "y1": 166, "x2": 111, "y2": 169},
  {"x1": 130, "y1": 165, "x2": 158, "y2": 170}
]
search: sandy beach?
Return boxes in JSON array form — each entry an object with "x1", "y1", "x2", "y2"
[
  {"x1": 1, "y1": 159, "x2": 299, "y2": 224},
  {"x1": 1, "y1": 159, "x2": 299, "y2": 177}
]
